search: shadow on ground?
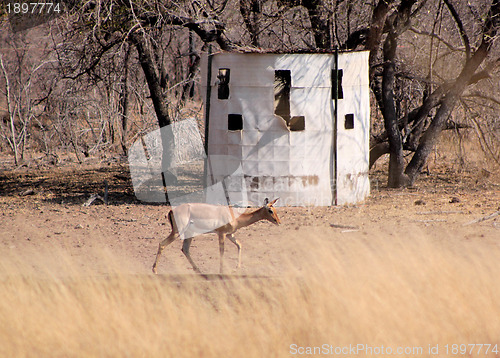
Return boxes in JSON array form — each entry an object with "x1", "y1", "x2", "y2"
[{"x1": 0, "y1": 164, "x2": 140, "y2": 205}]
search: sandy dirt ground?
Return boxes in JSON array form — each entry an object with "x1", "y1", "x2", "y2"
[{"x1": 0, "y1": 157, "x2": 498, "y2": 277}]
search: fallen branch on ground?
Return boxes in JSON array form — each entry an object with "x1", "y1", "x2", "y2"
[
  {"x1": 463, "y1": 211, "x2": 500, "y2": 226},
  {"x1": 330, "y1": 223, "x2": 360, "y2": 230}
]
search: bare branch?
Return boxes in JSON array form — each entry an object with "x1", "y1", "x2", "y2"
[
  {"x1": 443, "y1": 0, "x2": 471, "y2": 58},
  {"x1": 409, "y1": 26, "x2": 464, "y2": 52},
  {"x1": 0, "y1": 55, "x2": 18, "y2": 164},
  {"x1": 463, "y1": 92, "x2": 500, "y2": 106},
  {"x1": 62, "y1": 34, "x2": 126, "y2": 80},
  {"x1": 137, "y1": 9, "x2": 236, "y2": 50}
]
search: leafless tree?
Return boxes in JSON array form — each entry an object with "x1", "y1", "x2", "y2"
[
  {"x1": 250, "y1": 0, "x2": 500, "y2": 186},
  {"x1": 1, "y1": 0, "x2": 498, "y2": 188},
  {"x1": 0, "y1": 25, "x2": 57, "y2": 164}
]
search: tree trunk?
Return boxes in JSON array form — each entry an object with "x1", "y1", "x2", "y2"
[
  {"x1": 240, "y1": 0, "x2": 262, "y2": 47},
  {"x1": 365, "y1": 0, "x2": 395, "y2": 82},
  {"x1": 118, "y1": 44, "x2": 131, "y2": 155},
  {"x1": 130, "y1": 33, "x2": 176, "y2": 193},
  {"x1": 181, "y1": 31, "x2": 200, "y2": 103},
  {"x1": 369, "y1": 142, "x2": 390, "y2": 169},
  {"x1": 404, "y1": 94, "x2": 457, "y2": 184},
  {"x1": 405, "y1": 43, "x2": 491, "y2": 184},
  {"x1": 302, "y1": 0, "x2": 332, "y2": 49},
  {"x1": 130, "y1": 33, "x2": 171, "y2": 128},
  {"x1": 382, "y1": 30, "x2": 408, "y2": 187}
]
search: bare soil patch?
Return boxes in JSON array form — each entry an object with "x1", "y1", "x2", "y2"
[{"x1": 1, "y1": 156, "x2": 498, "y2": 277}]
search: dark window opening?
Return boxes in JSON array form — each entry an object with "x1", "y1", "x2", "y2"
[
  {"x1": 290, "y1": 116, "x2": 305, "y2": 131},
  {"x1": 274, "y1": 70, "x2": 291, "y2": 123},
  {"x1": 218, "y1": 68, "x2": 230, "y2": 100},
  {"x1": 228, "y1": 114, "x2": 243, "y2": 131},
  {"x1": 332, "y1": 69, "x2": 344, "y2": 100},
  {"x1": 345, "y1": 113, "x2": 354, "y2": 130},
  {"x1": 274, "y1": 70, "x2": 305, "y2": 131}
]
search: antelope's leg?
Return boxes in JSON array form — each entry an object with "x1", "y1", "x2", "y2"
[
  {"x1": 227, "y1": 234, "x2": 242, "y2": 269},
  {"x1": 152, "y1": 232, "x2": 177, "y2": 274},
  {"x1": 218, "y1": 233, "x2": 225, "y2": 274},
  {"x1": 181, "y1": 238, "x2": 201, "y2": 274}
]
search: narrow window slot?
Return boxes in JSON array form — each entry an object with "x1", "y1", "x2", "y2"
[
  {"x1": 274, "y1": 70, "x2": 291, "y2": 123},
  {"x1": 218, "y1": 68, "x2": 230, "y2": 100},
  {"x1": 274, "y1": 70, "x2": 305, "y2": 131},
  {"x1": 332, "y1": 69, "x2": 344, "y2": 100}
]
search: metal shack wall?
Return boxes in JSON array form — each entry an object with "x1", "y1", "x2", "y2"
[
  {"x1": 335, "y1": 51, "x2": 370, "y2": 205},
  {"x1": 201, "y1": 52, "x2": 369, "y2": 206}
]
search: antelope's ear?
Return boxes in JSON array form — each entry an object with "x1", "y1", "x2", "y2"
[
  {"x1": 263, "y1": 198, "x2": 269, "y2": 206},
  {"x1": 268, "y1": 198, "x2": 279, "y2": 206}
]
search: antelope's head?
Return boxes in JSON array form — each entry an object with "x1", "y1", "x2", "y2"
[{"x1": 263, "y1": 198, "x2": 281, "y2": 225}]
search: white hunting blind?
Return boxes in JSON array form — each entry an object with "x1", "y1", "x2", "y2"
[{"x1": 201, "y1": 51, "x2": 370, "y2": 207}]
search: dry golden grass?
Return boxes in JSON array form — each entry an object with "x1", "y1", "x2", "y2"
[{"x1": 1, "y1": 229, "x2": 500, "y2": 357}]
